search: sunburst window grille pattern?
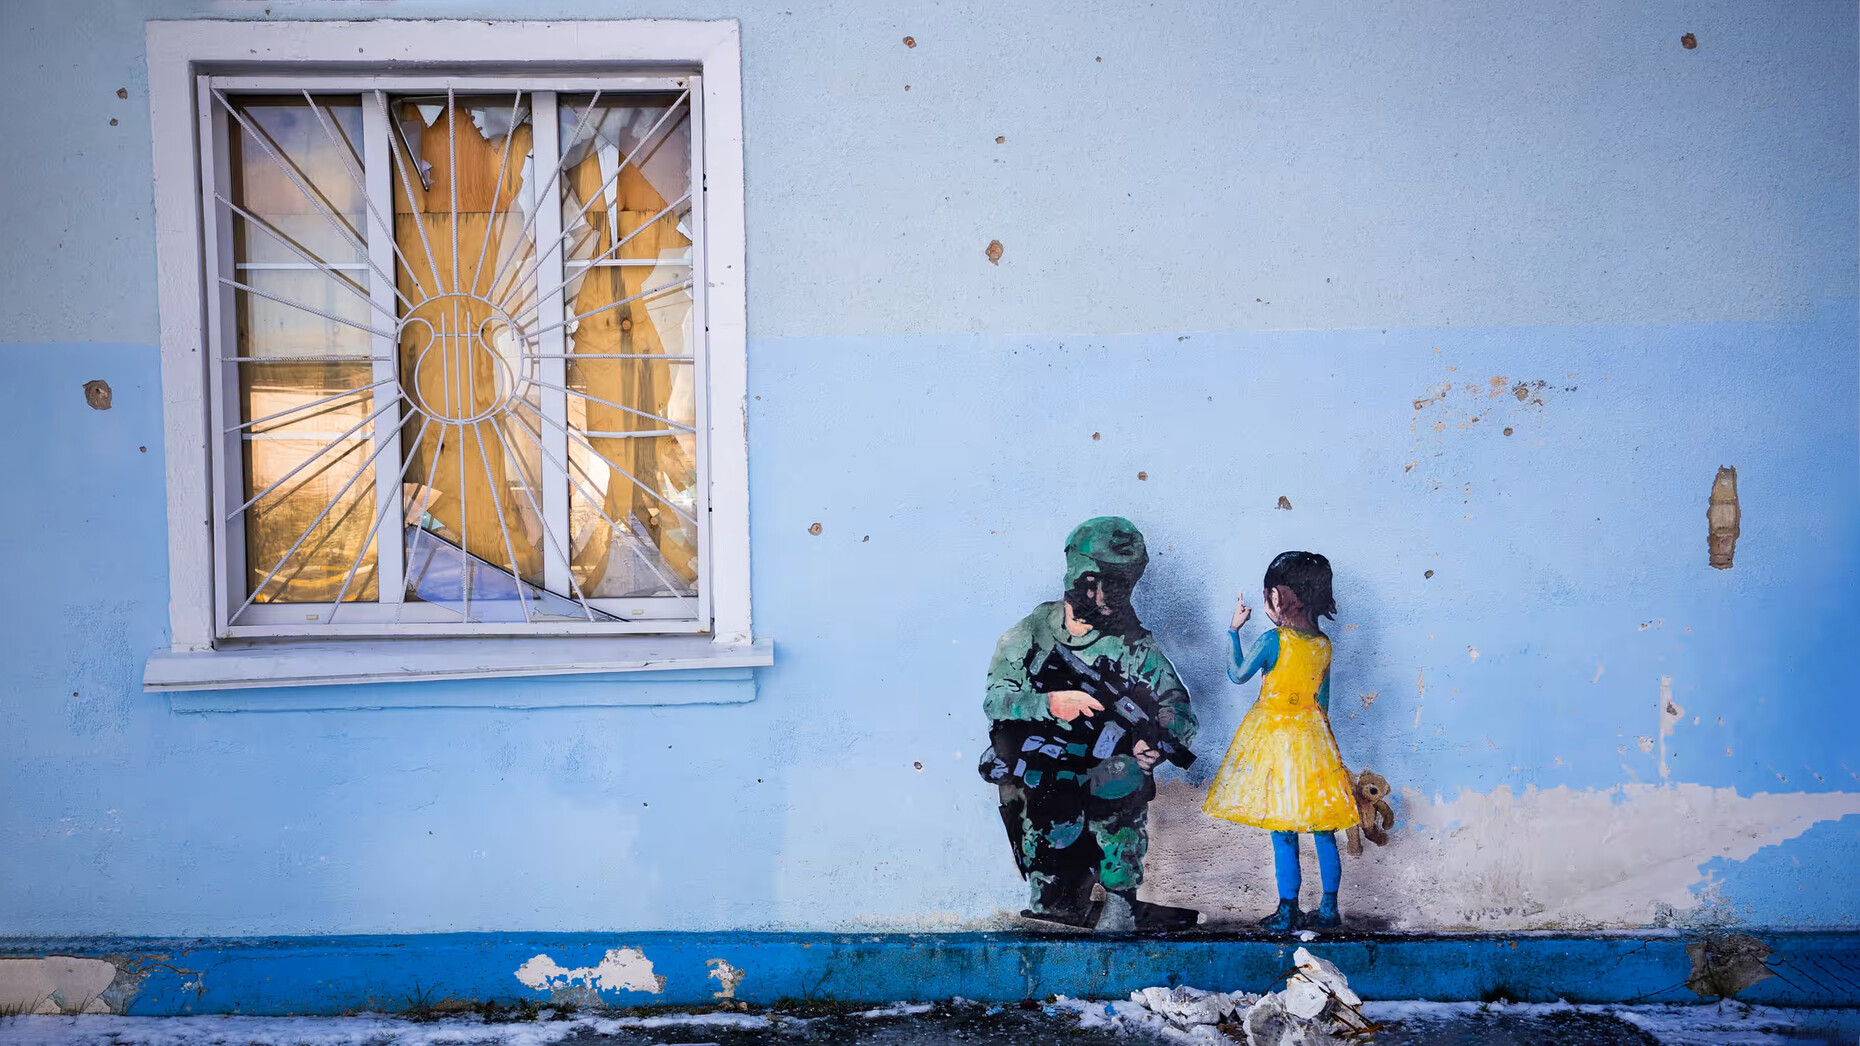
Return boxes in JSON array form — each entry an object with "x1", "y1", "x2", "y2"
[{"x1": 204, "y1": 81, "x2": 706, "y2": 636}]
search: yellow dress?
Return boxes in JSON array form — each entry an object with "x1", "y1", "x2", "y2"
[{"x1": 1203, "y1": 628, "x2": 1359, "y2": 831}]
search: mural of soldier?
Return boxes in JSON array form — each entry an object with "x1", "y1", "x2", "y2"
[{"x1": 978, "y1": 517, "x2": 1200, "y2": 930}]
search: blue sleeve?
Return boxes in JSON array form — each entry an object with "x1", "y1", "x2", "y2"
[
  {"x1": 1316, "y1": 666, "x2": 1331, "y2": 712},
  {"x1": 1228, "y1": 628, "x2": 1280, "y2": 685}
]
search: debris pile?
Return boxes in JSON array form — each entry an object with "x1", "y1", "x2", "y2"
[
  {"x1": 1243, "y1": 948, "x2": 1374, "y2": 1045},
  {"x1": 1062, "y1": 947, "x2": 1373, "y2": 1046}
]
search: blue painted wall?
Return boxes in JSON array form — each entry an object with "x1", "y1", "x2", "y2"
[{"x1": 0, "y1": 0, "x2": 1855, "y2": 940}]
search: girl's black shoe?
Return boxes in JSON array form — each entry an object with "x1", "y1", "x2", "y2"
[{"x1": 1257, "y1": 898, "x2": 1301, "y2": 933}]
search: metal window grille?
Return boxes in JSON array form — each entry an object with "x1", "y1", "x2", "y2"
[{"x1": 198, "y1": 76, "x2": 712, "y2": 637}]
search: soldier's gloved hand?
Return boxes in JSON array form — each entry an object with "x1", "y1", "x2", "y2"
[
  {"x1": 1047, "y1": 690, "x2": 1103, "y2": 722},
  {"x1": 1132, "y1": 739, "x2": 1162, "y2": 771}
]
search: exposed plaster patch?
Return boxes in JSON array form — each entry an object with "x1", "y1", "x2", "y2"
[
  {"x1": 0, "y1": 957, "x2": 117, "y2": 1014},
  {"x1": 514, "y1": 948, "x2": 666, "y2": 1000},
  {"x1": 1142, "y1": 781, "x2": 1860, "y2": 932},
  {"x1": 1708, "y1": 466, "x2": 1740, "y2": 569},
  {"x1": 707, "y1": 958, "x2": 745, "y2": 999},
  {"x1": 1686, "y1": 934, "x2": 1773, "y2": 998}
]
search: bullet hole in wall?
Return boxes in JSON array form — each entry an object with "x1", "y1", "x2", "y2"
[
  {"x1": 83, "y1": 380, "x2": 112, "y2": 410},
  {"x1": 116, "y1": 88, "x2": 128, "y2": 99},
  {"x1": 995, "y1": 135, "x2": 1006, "y2": 144},
  {"x1": 1276, "y1": 496, "x2": 1292, "y2": 510},
  {"x1": 903, "y1": 36, "x2": 916, "y2": 47},
  {"x1": 985, "y1": 240, "x2": 1004, "y2": 265},
  {"x1": 1503, "y1": 427, "x2": 1514, "y2": 436},
  {"x1": 808, "y1": 523, "x2": 822, "y2": 535},
  {"x1": 1681, "y1": 32, "x2": 1698, "y2": 49},
  {"x1": 1137, "y1": 471, "x2": 1148, "y2": 481}
]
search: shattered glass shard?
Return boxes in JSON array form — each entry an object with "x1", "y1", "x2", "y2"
[{"x1": 403, "y1": 524, "x2": 616, "y2": 622}]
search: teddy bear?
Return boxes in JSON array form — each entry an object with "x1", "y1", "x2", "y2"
[{"x1": 1345, "y1": 768, "x2": 1395, "y2": 856}]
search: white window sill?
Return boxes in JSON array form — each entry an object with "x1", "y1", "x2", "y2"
[{"x1": 145, "y1": 635, "x2": 773, "y2": 709}]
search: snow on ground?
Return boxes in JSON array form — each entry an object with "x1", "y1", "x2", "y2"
[
  {"x1": 0, "y1": 1000, "x2": 1853, "y2": 1046},
  {"x1": 0, "y1": 1011, "x2": 782, "y2": 1046}
]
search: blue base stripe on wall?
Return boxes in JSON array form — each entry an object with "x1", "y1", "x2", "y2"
[{"x1": 3, "y1": 932, "x2": 1856, "y2": 1015}]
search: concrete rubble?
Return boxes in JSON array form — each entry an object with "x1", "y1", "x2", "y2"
[{"x1": 1061, "y1": 946, "x2": 1373, "y2": 1046}]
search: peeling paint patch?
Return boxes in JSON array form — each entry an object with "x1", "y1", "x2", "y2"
[
  {"x1": 707, "y1": 958, "x2": 745, "y2": 999},
  {"x1": 0, "y1": 957, "x2": 118, "y2": 1014},
  {"x1": 514, "y1": 948, "x2": 666, "y2": 998},
  {"x1": 1144, "y1": 782, "x2": 1860, "y2": 931},
  {"x1": 1686, "y1": 934, "x2": 1774, "y2": 998}
]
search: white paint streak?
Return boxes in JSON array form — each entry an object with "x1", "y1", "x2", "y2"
[
  {"x1": 0, "y1": 957, "x2": 117, "y2": 1015},
  {"x1": 1143, "y1": 781, "x2": 1860, "y2": 932},
  {"x1": 514, "y1": 948, "x2": 666, "y2": 995},
  {"x1": 1467, "y1": 646, "x2": 1480, "y2": 662}
]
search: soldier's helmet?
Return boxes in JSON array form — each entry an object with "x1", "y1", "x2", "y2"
[{"x1": 1063, "y1": 516, "x2": 1148, "y2": 589}]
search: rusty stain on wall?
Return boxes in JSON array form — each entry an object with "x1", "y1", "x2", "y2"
[{"x1": 1708, "y1": 466, "x2": 1739, "y2": 569}]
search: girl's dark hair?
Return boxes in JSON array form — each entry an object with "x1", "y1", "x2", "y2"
[{"x1": 1264, "y1": 551, "x2": 1337, "y2": 621}]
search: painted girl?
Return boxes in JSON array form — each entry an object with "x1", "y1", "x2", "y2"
[{"x1": 1202, "y1": 551, "x2": 1358, "y2": 932}]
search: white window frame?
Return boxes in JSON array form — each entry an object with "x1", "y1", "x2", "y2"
[{"x1": 144, "y1": 19, "x2": 767, "y2": 692}]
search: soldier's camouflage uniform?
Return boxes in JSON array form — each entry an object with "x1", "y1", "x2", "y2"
[{"x1": 979, "y1": 518, "x2": 1197, "y2": 916}]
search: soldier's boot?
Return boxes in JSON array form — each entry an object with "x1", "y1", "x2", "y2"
[
  {"x1": 1258, "y1": 898, "x2": 1301, "y2": 933},
  {"x1": 1021, "y1": 869, "x2": 1102, "y2": 928},
  {"x1": 1124, "y1": 894, "x2": 1201, "y2": 931}
]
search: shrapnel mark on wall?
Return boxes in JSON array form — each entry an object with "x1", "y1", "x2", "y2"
[
  {"x1": 1708, "y1": 466, "x2": 1740, "y2": 569},
  {"x1": 82, "y1": 380, "x2": 112, "y2": 410},
  {"x1": 1659, "y1": 676, "x2": 1685, "y2": 782}
]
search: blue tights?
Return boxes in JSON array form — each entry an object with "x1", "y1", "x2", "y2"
[{"x1": 1271, "y1": 831, "x2": 1340, "y2": 901}]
